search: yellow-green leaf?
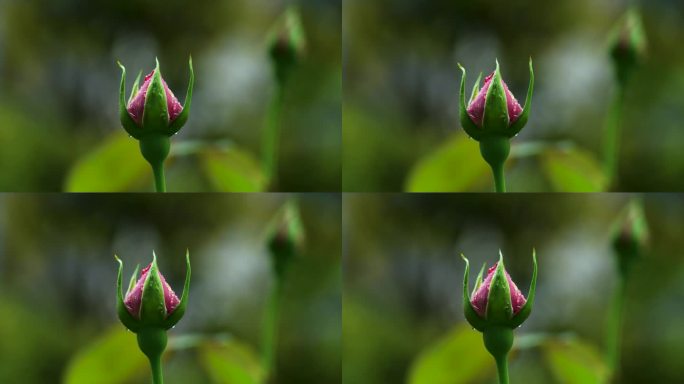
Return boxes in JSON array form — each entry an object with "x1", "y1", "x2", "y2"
[
  {"x1": 405, "y1": 134, "x2": 489, "y2": 192},
  {"x1": 199, "y1": 339, "x2": 264, "y2": 384},
  {"x1": 201, "y1": 147, "x2": 266, "y2": 192},
  {"x1": 541, "y1": 147, "x2": 607, "y2": 192},
  {"x1": 65, "y1": 131, "x2": 149, "y2": 192},
  {"x1": 64, "y1": 326, "x2": 147, "y2": 384},
  {"x1": 408, "y1": 323, "x2": 492, "y2": 384},
  {"x1": 544, "y1": 338, "x2": 609, "y2": 384}
]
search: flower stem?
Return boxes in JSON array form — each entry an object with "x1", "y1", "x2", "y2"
[
  {"x1": 494, "y1": 355, "x2": 510, "y2": 384},
  {"x1": 483, "y1": 327, "x2": 513, "y2": 384},
  {"x1": 262, "y1": 84, "x2": 285, "y2": 190},
  {"x1": 605, "y1": 275, "x2": 626, "y2": 382},
  {"x1": 479, "y1": 136, "x2": 510, "y2": 193},
  {"x1": 602, "y1": 84, "x2": 625, "y2": 189},
  {"x1": 136, "y1": 328, "x2": 167, "y2": 384},
  {"x1": 151, "y1": 162, "x2": 166, "y2": 193},
  {"x1": 491, "y1": 163, "x2": 506, "y2": 193},
  {"x1": 139, "y1": 135, "x2": 170, "y2": 193},
  {"x1": 261, "y1": 277, "x2": 283, "y2": 382},
  {"x1": 149, "y1": 354, "x2": 164, "y2": 384}
]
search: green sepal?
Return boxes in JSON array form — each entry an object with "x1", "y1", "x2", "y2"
[
  {"x1": 482, "y1": 60, "x2": 510, "y2": 135},
  {"x1": 128, "y1": 70, "x2": 143, "y2": 105},
  {"x1": 127, "y1": 263, "x2": 141, "y2": 295},
  {"x1": 508, "y1": 58, "x2": 534, "y2": 137},
  {"x1": 461, "y1": 254, "x2": 487, "y2": 332},
  {"x1": 142, "y1": 58, "x2": 170, "y2": 133},
  {"x1": 115, "y1": 255, "x2": 142, "y2": 333},
  {"x1": 162, "y1": 250, "x2": 191, "y2": 330},
  {"x1": 118, "y1": 62, "x2": 144, "y2": 140},
  {"x1": 510, "y1": 249, "x2": 538, "y2": 328},
  {"x1": 167, "y1": 56, "x2": 194, "y2": 136},
  {"x1": 458, "y1": 64, "x2": 483, "y2": 141},
  {"x1": 485, "y1": 251, "x2": 513, "y2": 325},
  {"x1": 472, "y1": 262, "x2": 486, "y2": 298},
  {"x1": 140, "y1": 252, "x2": 167, "y2": 326},
  {"x1": 469, "y1": 72, "x2": 483, "y2": 104}
]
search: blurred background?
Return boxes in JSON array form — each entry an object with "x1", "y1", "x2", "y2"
[
  {"x1": 343, "y1": 0, "x2": 684, "y2": 192},
  {"x1": 0, "y1": 0, "x2": 341, "y2": 191},
  {"x1": 0, "y1": 193, "x2": 341, "y2": 383},
  {"x1": 344, "y1": 194, "x2": 684, "y2": 383}
]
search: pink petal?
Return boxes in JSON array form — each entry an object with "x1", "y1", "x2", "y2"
[
  {"x1": 126, "y1": 72, "x2": 154, "y2": 125},
  {"x1": 466, "y1": 73, "x2": 494, "y2": 127},
  {"x1": 123, "y1": 264, "x2": 151, "y2": 318},
  {"x1": 161, "y1": 79, "x2": 183, "y2": 123},
  {"x1": 158, "y1": 270, "x2": 180, "y2": 314},
  {"x1": 502, "y1": 80, "x2": 523, "y2": 124},
  {"x1": 465, "y1": 71, "x2": 524, "y2": 127},
  {"x1": 469, "y1": 262, "x2": 527, "y2": 317},
  {"x1": 126, "y1": 70, "x2": 184, "y2": 125},
  {"x1": 470, "y1": 263, "x2": 497, "y2": 317},
  {"x1": 506, "y1": 273, "x2": 527, "y2": 315}
]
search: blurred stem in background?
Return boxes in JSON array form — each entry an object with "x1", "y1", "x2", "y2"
[
  {"x1": 602, "y1": 86, "x2": 624, "y2": 187},
  {"x1": 604, "y1": 7, "x2": 646, "y2": 188},
  {"x1": 606, "y1": 200, "x2": 648, "y2": 382},
  {"x1": 263, "y1": 200, "x2": 305, "y2": 382},
  {"x1": 605, "y1": 273, "x2": 625, "y2": 378},
  {"x1": 262, "y1": 269, "x2": 284, "y2": 381},
  {"x1": 263, "y1": 7, "x2": 306, "y2": 189},
  {"x1": 262, "y1": 85, "x2": 285, "y2": 187}
]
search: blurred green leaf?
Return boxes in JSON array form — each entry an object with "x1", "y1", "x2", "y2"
[
  {"x1": 405, "y1": 134, "x2": 489, "y2": 192},
  {"x1": 64, "y1": 326, "x2": 147, "y2": 384},
  {"x1": 201, "y1": 147, "x2": 266, "y2": 192},
  {"x1": 541, "y1": 147, "x2": 607, "y2": 192},
  {"x1": 199, "y1": 339, "x2": 264, "y2": 384},
  {"x1": 543, "y1": 338, "x2": 609, "y2": 384},
  {"x1": 65, "y1": 131, "x2": 149, "y2": 192},
  {"x1": 408, "y1": 323, "x2": 492, "y2": 384}
]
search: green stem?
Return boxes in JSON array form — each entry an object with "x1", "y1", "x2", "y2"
[
  {"x1": 483, "y1": 327, "x2": 513, "y2": 384},
  {"x1": 136, "y1": 328, "x2": 167, "y2": 384},
  {"x1": 491, "y1": 163, "x2": 506, "y2": 193},
  {"x1": 262, "y1": 84, "x2": 285, "y2": 189},
  {"x1": 479, "y1": 136, "x2": 510, "y2": 193},
  {"x1": 602, "y1": 84, "x2": 625, "y2": 189},
  {"x1": 494, "y1": 355, "x2": 510, "y2": 384},
  {"x1": 139, "y1": 135, "x2": 170, "y2": 193},
  {"x1": 605, "y1": 275, "x2": 626, "y2": 382},
  {"x1": 149, "y1": 354, "x2": 164, "y2": 384},
  {"x1": 261, "y1": 277, "x2": 283, "y2": 382},
  {"x1": 151, "y1": 162, "x2": 166, "y2": 193}
]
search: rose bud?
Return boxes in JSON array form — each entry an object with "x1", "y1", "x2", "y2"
[
  {"x1": 461, "y1": 251, "x2": 537, "y2": 383},
  {"x1": 462, "y1": 250, "x2": 537, "y2": 332},
  {"x1": 609, "y1": 7, "x2": 646, "y2": 85},
  {"x1": 119, "y1": 58, "x2": 194, "y2": 139},
  {"x1": 115, "y1": 251, "x2": 191, "y2": 332},
  {"x1": 267, "y1": 6, "x2": 306, "y2": 84},
  {"x1": 612, "y1": 199, "x2": 649, "y2": 276},
  {"x1": 116, "y1": 252, "x2": 190, "y2": 384},
  {"x1": 266, "y1": 200, "x2": 305, "y2": 279},
  {"x1": 458, "y1": 60, "x2": 534, "y2": 192},
  {"x1": 118, "y1": 58, "x2": 194, "y2": 192}
]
